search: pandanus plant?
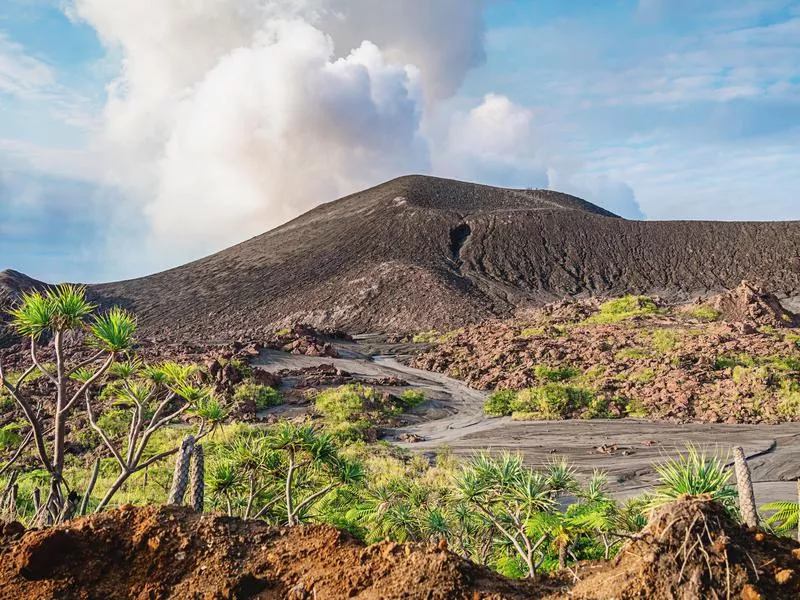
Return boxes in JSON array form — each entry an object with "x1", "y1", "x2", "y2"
[
  {"x1": 0, "y1": 285, "x2": 134, "y2": 523},
  {"x1": 82, "y1": 361, "x2": 226, "y2": 512},
  {"x1": 0, "y1": 284, "x2": 227, "y2": 520},
  {"x1": 455, "y1": 452, "x2": 557, "y2": 579}
]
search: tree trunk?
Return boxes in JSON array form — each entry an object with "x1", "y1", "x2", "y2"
[
  {"x1": 188, "y1": 444, "x2": 204, "y2": 513},
  {"x1": 80, "y1": 458, "x2": 100, "y2": 515},
  {"x1": 9, "y1": 484, "x2": 17, "y2": 521},
  {"x1": 558, "y1": 544, "x2": 567, "y2": 570},
  {"x1": 285, "y1": 452, "x2": 296, "y2": 525},
  {"x1": 167, "y1": 435, "x2": 194, "y2": 505},
  {"x1": 95, "y1": 471, "x2": 129, "y2": 513},
  {"x1": 733, "y1": 446, "x2": 758, "y2": 528},
  {"x1": 52, "y1": 332, "x2": 66, "y2": 498}
]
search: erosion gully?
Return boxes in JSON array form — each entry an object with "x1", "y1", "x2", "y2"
[{"x1": 252, "y1": 335, "x2": 800, "y2": 507}]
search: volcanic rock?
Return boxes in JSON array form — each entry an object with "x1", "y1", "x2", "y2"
[{"x1": 708, "y1": 280, "x2": 799, "y2": 328}]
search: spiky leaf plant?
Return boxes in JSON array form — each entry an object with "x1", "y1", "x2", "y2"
[
  {"x1": 761, "y1": 501, "x2": 799, "y2": 535},
  {"x1": 650, "y1": 445, "x2": 737, "y2": 512}
]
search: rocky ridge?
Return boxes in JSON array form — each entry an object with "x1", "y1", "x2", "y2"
[{"x1": 412, "y1": 284, "x2": 800, "y2": 424}]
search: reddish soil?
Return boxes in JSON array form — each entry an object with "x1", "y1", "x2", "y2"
[
  {"x1": 3, "y1": 175, "x2": 789, "y2": 340},
  {"x1": 566, "y1": 497, "x2": 800, "y2": 600},
  {"x1": 1, "y1": 500, "x2": 796, "y2": 599},
  {"x1": 412, "y1": 285, "x2": 800, "y2": 423},
  {"x1": 0, "y1": 505, "x2": 545, "y2": 599}
]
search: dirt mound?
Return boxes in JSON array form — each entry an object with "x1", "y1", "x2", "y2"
[
  {"x1": 707, "y1": 281, "x2": 799, "y2": 328},
  {"x1": 0, "y1": 505, "x2": 545, "y2": 599},
  {"x1": 34, "y1": 174, "x2": 792, "y2": 340},
  {"x1": 568, "y1": 497, "x2": 800, "y2": 600}
]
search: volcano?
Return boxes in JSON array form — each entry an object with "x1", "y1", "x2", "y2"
[{"x1": 5, "y1": 175, "x2": 800, "y2": 340}]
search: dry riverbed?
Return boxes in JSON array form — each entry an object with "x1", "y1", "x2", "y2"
[{"x1": 253, "y1": 338, "x2": 800, "y2": 507}]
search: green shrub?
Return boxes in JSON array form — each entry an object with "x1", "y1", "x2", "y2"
[
  {"x1": 629, "y1": 368, "x2": 655, "y2": 384},
  {"x1": 686, "y1": 305, "x2": 721, "y2": 322},
  {"x1": 586, "y1": 296, "x2": 659, "y2": 324},
  {"x1": 327, "y1": 419, "x2": 372, "y2": 443},
  {"x1": 615, "y1": 347, "x2": 650, "y2": 360},
  {"x1": 731, "y1": 365, "x2": 768, "y2": 386},
  {"x1": 767, "y1": 355, "x2": 800, "y2": 372},
  {"x1": 625, "y1": 397, "x2": 649, "y2": 418},
  {"x1": 484, "y1": 390, "x2": 516, "y2": 416},
  {"x1": 519, "y1": 327, "x2": 545, "y2": 339},
  {"x1": 399, "y1": 390, "x2": 426, "y2": 409},
  {"x1": 651, "y1": 446, "x2": 736, "y2": 511},
  {"x1": 714, "y1": 353, "x2": 756, "y2": 371},
  {"x1": 534, "y1": 364, "x2": 579, "y2": 382},
  {"x1": 412, "y1": 331, "x2": 440, "y2": 343},
  {"x1": 510, "y1": 384, "x2": 595, "y2": 420},
  {"x1": 651, "y1": 329, "x2": 679, "y2": 353},
  {"x1": 0, "y1": 423, "x2": 22, "y2": 451},
  {"x1": 314, "y1": 384, "x2": 380, "y2": 423},
  {"x1": 777, "y1": 385, "x2": 800, "y2": 417},
  {"x1": 494, "y1": 555, "x2": 529, "y2": 579},
  {"x1": 583, "y1": 396, "x2": 614, "y2": 419},
  {"x1": 233, "y1": 382, "x2": 283, "y2": 410}
]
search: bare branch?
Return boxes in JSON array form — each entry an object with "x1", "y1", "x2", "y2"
[
  {"x1": 291, "y1": 483, "x2": 337, "y2": 519},
  {"x1": 62, "y1": 354, "x2": 115, "y2": 415},
  {"x1": 85, "y1": 390, "x2": 127, "y2": 470},
  {"x1": 0, "y1": 429, "x2": 34, "y2": 477},
  {"x1": 135, "y1": 447, "x2": 180, "y2": 472},
  {"x1": 66, "y1": 350, "x2": 106, "y2": 377},
  {"x1": 1, "y1": 377, "x2": 52, "y2": 472},
  {"x1": 30, "y1": 338, "x2": 58, "y2": 385},
  {"x1": 146, "y1": 392, "x2": 178, "y2": 430}
]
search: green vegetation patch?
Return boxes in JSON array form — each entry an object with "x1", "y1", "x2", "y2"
[
  {"x1": 485, "y1": 384, "x2": 626, "y2": 420},
  {"x1": 585, "y1": 295, "x2": 660, "y2": 324},
  {"x1": 650, "y1": 329, "x2": 679, "y2": 353},
  {"x1": 0, "y1": 423, "x2": 22, "y2": 451},
  {"x1": 685, "y1": 305, "x2": 721, "y2": 322},
  {"x1": 313, "y1": 385, "x2": 426, "y2": 437},
  {"x1": 512, "y1": 384, "x2": 595, "y2": 420},
  {"x1": 615, "y1": 346, "x2": 651, "y2": 360},
  {"x1": 533, "y1": 364, "x2": 580, "y2": 382},
  {"x1": 399, "y1": 389, "x2": 427, "y2": 409},
  {"x1": 233, "y1": 382, "x2": 284, "y2": 411},
  {"x1": 629, "y1": 368, "x2": 656, "y2": 384},
  {"x1": 484, "y1": 389, "x2": 516, "y2": 416}
]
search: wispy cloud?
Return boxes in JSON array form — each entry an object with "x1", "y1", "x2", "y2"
[{"x1": 0, "y1": 32, "x2": 54, "y2": 96}]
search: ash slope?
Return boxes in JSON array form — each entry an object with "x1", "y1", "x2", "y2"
[
  {"x1": 0, "y1": 270, "x2": 47, "y2": 346},
  {"x1": 77, "y1": 175, "x2": 800, "y2": 338}
]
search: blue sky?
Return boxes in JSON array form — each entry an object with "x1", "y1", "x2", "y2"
[{"x1": 1, "y1": 0, "x2": 799, "y2": 283}]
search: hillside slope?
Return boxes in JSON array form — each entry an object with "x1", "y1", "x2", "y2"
[
  {"x1": 0, "y1": 270, "x2": 47, "y2": 346},
  {"x1": 8, "y1": 175, "x2": 800, "y2": 340}
]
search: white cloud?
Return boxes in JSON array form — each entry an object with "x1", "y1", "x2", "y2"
[
  {"x1": 431, "y1": 94, "x2": 548, "y2": 188},
  {"x1": 430, "y1": 94, "x2": 645, "y2": 217},
  {"x1": 0, "y1": 33, "x2": 55, "y2": 97},
  {"x1": 150, "y1": 21, "x2": 427, "y2": 258},
  {"x1": 65, "y1": 0, "x2": 493, "y2": 265}
]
